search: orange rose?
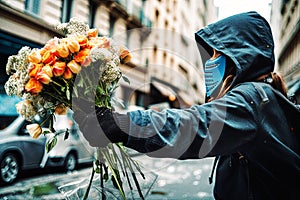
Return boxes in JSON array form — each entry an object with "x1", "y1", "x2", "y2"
[
  {"x1": 29, "y1": 64, "x2": 43, "y2": 77},
  {"x1": 52, "y1": 61, "x2": 66, "y2": 76},
  {"x1": 28, "y1": 50, "x2": 42, "y2": 64},
  {"x1": 36, "y1": 68, "x2": 51, "y2": 84},
  {"x1": 42, "y1": 51, "x2": 56, "y2": 64},
  {"x1": 25, "y1": 78, "x2": 43, "y2": 93},
  {"x1": 26, "y1": 123, "x2": 42, "y2": 138},
  {"x1": 67, "y1": 60, "x2": 81, "y2": 74},
  {"x1": 77, "y1": 35, "x2": 89, "y2": 48},
  {"x1": 54, "y1": 104, "x2": 68, "y2": 115},
  {"x1": 63, "y1": 67, "x2": 73, "y2": 79},
  {"x1": 87, "y1": 28, "x2": 98, "y2": 38},
  {"x1": 74, "y1": 48, "x2": 90, "y2": 64},
  {"x1": 44, "y1": 37, "x2": 59, "y2": 51},
  {"x1": 120, "y1": 48, "x2": 132, "y2": 63},
  {"x1": 66, "y1": 38, "x2": 80, "y2": 53},
  {"x1": 42, "y1": 64, "x2": 53, "y2": 78},
  {"x1": 56, "y1": 43, "x2": 70, "y2": 58},
  {"x1": 89, "y1": 37, "x2": 110, "y2": 49}
]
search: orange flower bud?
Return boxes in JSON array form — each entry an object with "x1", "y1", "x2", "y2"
[
  {"x1": 54, "y1": 104, "x2": 68, "y2": 115},
  {"x1": 77, "y1": 35, "x2": 89, "y2": 48},
  {"x1": 25, "y1": 78, "x2": 43, "y2": 94},
  {"x1": 63, "y1": 67, "x2": 73, "y2": 79},
  {"x1": 74, "y1": 48, "x2": 90, "y2": 64},
  {"x1": 81, "y1": 57, "x2": 92, "y2": 67},
  {"x1": 52, "y1": 61, "x2": 66, "y2": 76},
  {"x1": 36, "y1": 68, "x2": 51, "y2": 84},
  {"x1": 29, "y1": 64, "x2": 43, "y2": 77},
  {"x1": 67, "y1": 60, "x2": 81, "y2": 74},
  {"x1": 89, "y1": 37, "x2": 110, "y2": 49},
  {"x1": 120, "y1": 48, "x2": 132, "y2": 63},
  {"x1": 56, "y1": 44, "x2": 70, "y2": 58},
  {"x1": 87, "y1": 28, "x2": 98, "y2": 38},
  {"x1": 66, "y1": 38, "x2": 80, "y2": 53},
  {"x1": 44, "y1": 37, "x2": 59, "y2": 51},
  {"x1": 42, "y1": 51, "x2": 56, "y2": 64},
  {"x1": 26, "y1": 123, "x2": 42, "y2": 138},
  {"x1": 28, "y1": 50, "x2": 42, "y2": 64}
]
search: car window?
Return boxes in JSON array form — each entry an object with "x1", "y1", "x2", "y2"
[
  {"x1": 0, "y1": 115, "x2": 19, "y2": 130},
  {"x1": 0, "y1": 94, "x2": 21, "y2": 130}
]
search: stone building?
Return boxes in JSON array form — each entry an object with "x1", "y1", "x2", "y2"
[{"x1": 0, "y1": 0, "x2": 216, "y2": 111}]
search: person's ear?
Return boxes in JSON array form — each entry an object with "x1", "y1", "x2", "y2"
[{"x1": 211, "y1": 49, "x2": 221, "y2": 59}]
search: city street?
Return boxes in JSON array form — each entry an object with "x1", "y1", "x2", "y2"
[{"x1": 0, "y1": 154, "x2": 215, "y2": 200}]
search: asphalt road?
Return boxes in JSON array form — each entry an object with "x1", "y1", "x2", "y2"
[{"x1": 0, "y1": 154, "x2": 215, "y2": 200}]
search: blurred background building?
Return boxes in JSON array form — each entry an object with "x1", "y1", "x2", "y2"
[
  {"x1": 0, "y1": 0, "x2": 299, "y2": 114},
  {"x1": 0, "y1": 0, "x2": 216, "y2": 112},
  {"x1": 270, "y1": 0, "x2": 300, "y2": 103}
]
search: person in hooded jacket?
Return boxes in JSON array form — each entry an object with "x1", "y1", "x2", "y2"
[{"x1": 73, "y1": 11, "x2": 300, "y2": 200}]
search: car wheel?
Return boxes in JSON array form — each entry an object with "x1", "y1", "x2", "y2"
[
  {"x1": 64, "y1": 153, "x2": 77, "y2": 171},
  {"x1": 0, "y1": 153, "x2": 20, "y2": 185}
]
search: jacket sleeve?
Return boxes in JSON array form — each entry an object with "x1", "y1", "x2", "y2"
[{"x1": 120, "y1": 85, "x2": 259, "y2": 159}]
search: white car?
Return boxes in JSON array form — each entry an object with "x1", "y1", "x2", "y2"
[{"x1": 0, "y1": 111, "x2": 95, "y2": 185}]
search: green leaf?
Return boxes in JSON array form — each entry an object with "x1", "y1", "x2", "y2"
[
  {"x1": 46, "y1": 137, "x2": 57, "y2": 153},
  {"x1": 77, "y1": 78, "x2": 84, "y2": 87},
  {"x1": 73, "y1": 87, "x2": 78, "y2": 98},
  {"x1": 93, "y1": 160, "x2": 101, "y2": 173},
  {"x1": 66, "y1": 88, "x2": 70, "y2": 100},
  {"x1": 97, "y1": 86, "x2": 105, "y2": 95},
  {"x1": 64, "y1": 129, "x2": 69, "y2": 140},
  {"x1": 49, "y1": 117, "x2": 56, "y2": 133},
  {"x1": 42, "y1": 130, "x2": 51, "y2": 135},
  {"x1": 122, "y1": 76, "x2": 130, "y2": 84}
]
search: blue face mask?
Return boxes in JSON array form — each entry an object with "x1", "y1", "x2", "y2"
[{"x1": 204, "y1": 55, "x2": 226, "y2": 97}]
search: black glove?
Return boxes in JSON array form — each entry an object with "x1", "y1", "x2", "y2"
[
  {"x1": 95, "y1": 107, "x2": 129, "y2": 145},
  {"x1": 73, "y1": 104, "x2": 129, "y2": 147}
]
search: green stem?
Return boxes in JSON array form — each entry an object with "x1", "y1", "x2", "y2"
[
  {"x1": 51, "y1": 80, "x2": 64, "y2": 88},
  {"x1": 101, "y1": 148, "x2": 126, "y2": 200},
  {"x1": 83, "y1": 167, "x2": 95, "y2": 200}
]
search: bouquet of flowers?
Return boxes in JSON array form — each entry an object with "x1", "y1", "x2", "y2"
[{"x1": 4, "y1": 18, "x2": 155, "y2": 199}]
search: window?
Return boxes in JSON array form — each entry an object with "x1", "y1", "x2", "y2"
[
  {"x1": 89, "y1": 0, "x2": 97, "y2": 28},
  {"x1": 61, "y1": 0, "x2": 74, "y2": 23},
  {"x1": 109, "y1": 15, "x2": 116, "y2": 36},
  {"x1": 25, "y1": 0, "x2": 40, "y2": 16}
]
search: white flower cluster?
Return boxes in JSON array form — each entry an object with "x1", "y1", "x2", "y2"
[
  {"x1": 5, "y1": 46, "x2": 31, "y2": 97},
  {"x1": 56, "y1": 17, "x2": 89, "y2": 36},
  {"x1": 89, "y1": 47, "x2": 122, "y2": 84},
  {"x1": 101, "y1": 59, "x2": 122, "y2": 84}
]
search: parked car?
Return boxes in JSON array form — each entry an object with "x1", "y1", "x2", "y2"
[{"x1": 0, "y1": 110, "x2": 95, "y2": 185}]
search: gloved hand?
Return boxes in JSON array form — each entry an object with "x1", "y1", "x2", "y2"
[{"x1": 72, "y1": 101, "x2": 129, "y2": 147}]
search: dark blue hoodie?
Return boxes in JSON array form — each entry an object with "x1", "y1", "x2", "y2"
[{"x1": 81, "y1": 11, "x2": 300, "y2": 200}]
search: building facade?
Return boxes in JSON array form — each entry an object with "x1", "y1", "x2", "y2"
[
  {"x1": 270, "y1": 0, "x2": 300, "y2": 102},
  {"x1": 0, "y1": 0, "x2": 216, "y2": 112}
]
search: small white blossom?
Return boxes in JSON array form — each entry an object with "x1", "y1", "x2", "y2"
[
  {"x1": 89, "y1": 48, "x2": 113, "y2": 62},
  {"x1": 56, "y1": 17, "x2": 89, "y2": 36},
  {"x1": 101, "y1": 60, "x2": 122, "y2": 84},
  {"x1": 16, "y1": 100, "x2": 38, "y2": 121}
]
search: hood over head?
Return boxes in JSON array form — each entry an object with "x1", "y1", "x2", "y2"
[{"x1": 195, "y1": 11, "x2": 275, "y2": 88}]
